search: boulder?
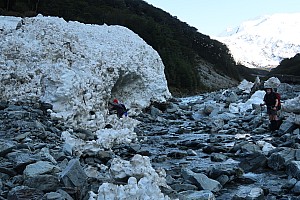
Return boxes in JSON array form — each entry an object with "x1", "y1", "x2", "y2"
[
  {"x1": 233, "y1": 186, "x2": 264, "y2": 200},
  {"x1": 263, "y1": 77, "x2": 281, "y2": 89},
  {"x1": 179, "y1": 190, "x2": 216, "y2": 200},
  {"x1": 23, "y1": 161, "x2": 60, "y2": 178},
  {"x1": 7, "y1": 186, "x2": 44, "y2": 200},
  {"x1": 239, "y1": 152, "x2": 268, "y2": 172},
  {"x1": 181, "y1": 168, "x2": 222, "y2": 192},
  {"x1": 268, "y1": 148, "x2": 296, "y2": 170},
  {"x1": 59, "y1": 159, "x2": 87, "y2": 188},
  {"x1": 287, "y1": 161, "x2": 300, "y2": 180}
]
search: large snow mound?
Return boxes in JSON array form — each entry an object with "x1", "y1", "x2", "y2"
[{"x1": 0, "y1": 15, "x2": 171, "y2": 128}]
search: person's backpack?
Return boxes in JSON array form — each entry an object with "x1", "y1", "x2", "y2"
[
  {"x1": 275, "y1": 92, "x2": 281, "y2": 110},
  {"x1": 120, "y1": 103, "x2": 128, "y2": 116}
]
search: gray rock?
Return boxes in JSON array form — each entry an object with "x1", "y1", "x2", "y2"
[
  {"x1": 283, "y1": 95, "x2": 300, "y2": 114},
  {"x1": 7, "y1": 186, "x2": 44, "y2": 200},
  {"x1": 167, "y1": 151, "x2": 188, "y2": 159},
  {"x1": 166, "y1": 103, "x2": 179, "y2": 113},
  {"x1": 294, "y1": 149, "x2": 300, "y2": 161},
  {"x1": 240, "y1": 143, "x2": 261, "y2": 154},
  {"x1": 203, "y1": 104, "x2": 215, "y2": 115},
  {"x1": 282, "y1": 178, "x2": 297, "y2": 190},
  {"x1": 287, "y1": 161, "x2": 300, "y2": 180},
  {"x1": 226, "y1": 91, "x2": 238, "y2": 104},
  {"x1": 62, "y1": 143, "x2": 73, "y2": 156},
  {"x1": 59, "y1": 159, "x2": 87, "y2": 187},
  {"x1": 268, "y1": 148, "x2": 295, "y2": 170},
  {"x1": 150, "y1": 106, "x2": 162, "y2": 118},
  {"x1": 0, "y1": 140, "x2": 16, "y2": 157},
  {"x1": 263, "y1": 77, "x2": 280, "y2": 89},
  {"x1": 6, "y1": 152, "x2": 39, "y2": 172},
  {"x1": 233, "y1": 186, "x2": 264, "y2": 200},
  {"x1": 291, "y1": 181, "x2": 300, "y2": 195},
  {"x1": 279, "y1": 120, "x2": 297, "y2": 134},
  {"x1": 56, "y1": 189, "x2": 74, "y2": 200},
  {"x1": 0, "y1": 179, "x2": 3, "y2": 191},
  {"x1": 171, "y1": 183, "x2": 198, "y2": 192},
  {"x1": 179, "y1": 190, "x2": 216, "y2": 200},
  {"x1": 14, "y1": 132, "x2": 31, "y2": 141},
  {"x1": 23, "y1": 161, "x2": 60, "y2": 177},
  {"x1": 96, "y1": 150, "x2": 115, "y2": 163},
  {"x1": 23, "y1": 175, "x2": 61, "y2": 192},
  {"x1": 239, "y1": 152, "x2": 267, "y2": 172},
  {"x1": 216, "y1": 174, "x2": 230, "y2": 186},
  {"x1": 0, "y1": 165, "x2": 17, "y2": 177},
  {"x1": 43, "y1": 192, "x2": 62, "y2": 200},
  {"x1": 181, "y1": 168, "x2": 222, "y2": 192},
  {"x1": 210, "y1": 153, "x2": 227, "y2": 162}
]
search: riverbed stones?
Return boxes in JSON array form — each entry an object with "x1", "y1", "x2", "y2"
[{"x1": 0, "y1": 82, "x2": 300, "y2": 199}]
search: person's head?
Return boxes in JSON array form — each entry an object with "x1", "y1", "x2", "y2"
[
  {"x1": 265, "y1": 88, "x2": 272, "y2": 94},
  {"x1": 113, "y1": 98, "x2": 118, "y2": 104}
]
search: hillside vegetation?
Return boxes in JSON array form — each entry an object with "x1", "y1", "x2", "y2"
[
  {"x1": 1, "y1": 0, "x2": 251, "y2": 95},
  {"x1": 269, "y1": 53, "x2": 300, "y2": 84},
  {"x1": 271, "y1": 53, "x2": 300, "y2": 76}
]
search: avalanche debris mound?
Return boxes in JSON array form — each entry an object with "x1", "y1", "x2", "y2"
[{"x1": 0, "y1": 15, "x2": 171, "y2": 129}]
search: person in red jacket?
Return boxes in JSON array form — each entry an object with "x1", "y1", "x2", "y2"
[{"x1": 109, "y1": 98, "x2": 128, "y2": 118}]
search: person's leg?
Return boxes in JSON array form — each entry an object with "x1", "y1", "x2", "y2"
[{"x1": 270, "y1": 111, "x2": 280, "y2": 131}]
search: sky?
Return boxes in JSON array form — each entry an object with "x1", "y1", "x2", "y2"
[{"x1": 144, "y1": 0, "x2": 300, "y2": 36}]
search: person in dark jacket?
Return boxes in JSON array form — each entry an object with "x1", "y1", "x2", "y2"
[
  {"x1": 260, "y1": 88, "x2": 280, "y2": 131},
  {"x1": 109, "y1": 98, "x2": 128, "y2": 118}
]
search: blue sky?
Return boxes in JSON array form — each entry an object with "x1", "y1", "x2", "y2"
[{"x1": 144, "y1": 0, "x2": 300, "y2": 36}]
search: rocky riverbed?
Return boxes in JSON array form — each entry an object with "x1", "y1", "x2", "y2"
[{"x1": 1, "y1": 81, "x2": 300, "y2": 200}]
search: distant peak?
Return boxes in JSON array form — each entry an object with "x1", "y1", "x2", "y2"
[{"x1": 215, "y1": 12, "x2": 300, "y2": 69}]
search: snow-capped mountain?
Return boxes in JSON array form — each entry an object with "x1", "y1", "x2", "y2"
[{"x1": 215, "y1": 13, "x2": 300, "y2": 69}]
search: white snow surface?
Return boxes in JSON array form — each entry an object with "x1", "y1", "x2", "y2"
[
  {"x1": 215, "y1": 13, "x2": 300, "y2": 69},
  {"x1": 229, "y1": 90, "x2": 265, "y2": 114},
  {"x1": 92, "y1": 155, "x2": 170, "y2": 200},
  {"x1": 0, "y1": 15, "x2": 171, "y2": 129},
  {"x1": 237, "y1": 79, "x2": 254, "y2": 94}
]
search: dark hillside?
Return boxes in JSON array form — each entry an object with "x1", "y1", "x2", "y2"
[
  {"x1": 269, "y1": 53, "x2": 300, "y2": 84},
  {"x1": 0, "y1": 0, "x2": 249, "y2": 95},
  {"x1": 270, "y1": 53, "x2": 300, "y2": 76}
]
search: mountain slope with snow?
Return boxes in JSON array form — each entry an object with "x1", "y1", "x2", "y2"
[
  {"x1": 0, "y1": 15, "x2": 171, "y2": 128},
  {"x1": 215, "y1": 13, "x2": 300, "y2": 69}
]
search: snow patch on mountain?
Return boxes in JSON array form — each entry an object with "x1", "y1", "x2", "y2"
[{"x1": 215, "y1": 13, "x2": 300, "y2": 69}]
